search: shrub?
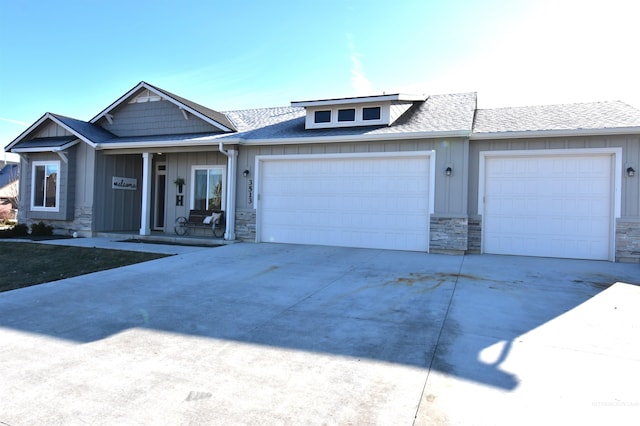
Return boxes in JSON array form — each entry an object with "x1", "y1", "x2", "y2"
[
  {"x1": 30, "y1": 222, "x2": 54, "y2": 237},
  {"x1": 0, "y1": 223, "x2": 29, "y2": 238}
]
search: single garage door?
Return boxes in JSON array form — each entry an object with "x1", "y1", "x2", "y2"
[
  {"x1": 482, "y1": 153, "x2": 614, "y2": 260},
  {"x1": 257, "y1": 153, "x2": 432, "y2": 251}
]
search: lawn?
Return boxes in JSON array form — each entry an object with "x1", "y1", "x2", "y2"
[{"x1": 0, "y1": 242, "x2": 169, "y2": 292}]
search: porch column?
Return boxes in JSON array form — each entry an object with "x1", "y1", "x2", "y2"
[
  {"x1": 225, "y1": 149, "x2": 238, "y2": 240},
  {"x1": 140, "y1": 152, "x2": 153, "y2": 236}
]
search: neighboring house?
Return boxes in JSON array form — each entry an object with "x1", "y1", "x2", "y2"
[
  {"x1": 0, "y1": 161, "x2": 19, "y2": 221},
  {"x1": 5, "y1": 82, "x2": 640, "y2": 262}
]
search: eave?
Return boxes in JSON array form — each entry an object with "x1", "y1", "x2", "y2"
[
  {"x1": 239, "y1": 130, "x2": 471, "y2": 146},
  {"x1": 470, "y1": 126, "x2": 640, "y2": 140}
]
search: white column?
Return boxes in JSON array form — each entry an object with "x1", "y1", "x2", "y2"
[
  {"x1": 224, "y1": 149, "x2": 238, "y2": 240},
  {"x1": 140, "y1": 152, "x2": 153, "y2": 235}
]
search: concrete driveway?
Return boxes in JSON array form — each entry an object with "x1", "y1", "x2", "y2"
[{"x1": 0, "y1": 242, "x2": 638, "y2": 425}]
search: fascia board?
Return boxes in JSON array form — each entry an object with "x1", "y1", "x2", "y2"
[
  {"x1": 90, "y1": 81, "x2": 233, "y2": 132},
  {"x1": 12, "y1": 140, "x2": 80, "y2": 153},
  {"x1": 89, "y1": 81, "x2": 147, "y2": 123},
  {"x1": 291, "y1": 94, "x2": 426, "y2": 107},
  {"x1": 95, "y1": 136, "x2": 242, "y2": 151},
  {"x1": 238, "y1": 130, "x2": 470, "y2": 146},
  {"x1": 49, "y1": 116, "x2": 98, "y2": 148},
  {"x1": 4, "y1": 112, "x2": 51, "y2": 151},
  {"x1": 470, "y1": 126, "x2": 640, "y2": 140}
]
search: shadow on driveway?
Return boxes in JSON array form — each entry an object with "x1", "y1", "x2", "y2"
[{"x1": 1, "y1": 243, "x2": 637, "y2": 392}]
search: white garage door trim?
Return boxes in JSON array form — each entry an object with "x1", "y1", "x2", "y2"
[
  {"x1": 254, "y1": 151, "x2": 436, "y2": 251},
  {"x1": 478, "y1": 148, "x2": 622, "y2": 261}
]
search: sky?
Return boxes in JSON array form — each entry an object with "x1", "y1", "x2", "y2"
[{"x1": 1, "y1": 0, "x2": 639, "y2": 160}]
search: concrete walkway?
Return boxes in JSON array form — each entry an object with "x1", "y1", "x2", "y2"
[{"x1": 0, "y1": 242, "x2": 638, "y2": 425}]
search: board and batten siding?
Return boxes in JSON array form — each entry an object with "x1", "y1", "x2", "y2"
[
  {"x1": 162, "y1": 151, "x2": 228, "y2": 230},
  {"x1": 93, "y1": 153, "x2": 142, "y2": 232},
  {"x1": 34, "y1": 122, "x2": 72, "y2": 138},
  {"x1": 96, "y1": 100, "x2": 223, "y2": 137},
  {"x1": 236, "y1": 137, "x2": 469, "y2": 216},
  {"x1": 468, "y1": 135, "x2": 640, "y2": 217}
]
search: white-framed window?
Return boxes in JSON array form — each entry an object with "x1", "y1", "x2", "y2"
[
  {"x1": 190, "y1": 165, "x2": 226, "y2": 211},
  {"x1": 31, "y1": 160, "x2": 60, "y2": 211},
  {"x1": 363, "y1": 106, "x2": 381, "y2": 121},
  {"x1": 308, "y1": 105, "x2": 388, "y2": 128}
]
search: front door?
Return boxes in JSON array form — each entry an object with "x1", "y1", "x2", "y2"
[{"x1": 154, "y1": 163, "x2": 166, "y2": 230}]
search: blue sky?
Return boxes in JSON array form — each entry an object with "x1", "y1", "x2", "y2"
[{"x1": 1, "y1": 0, "x2": 639, "y2": 158}]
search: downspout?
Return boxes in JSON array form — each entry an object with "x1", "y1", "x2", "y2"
[{"x1": 218, "y1": 142, "x2": 237, "y2": 240}]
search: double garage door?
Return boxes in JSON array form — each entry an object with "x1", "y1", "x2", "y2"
[
  {"x1": 257, "y1": 153, "x2": 432, "y2": 252},
  {"x1": 482, "y1": 152, "x2": 615, "y2": 260}
]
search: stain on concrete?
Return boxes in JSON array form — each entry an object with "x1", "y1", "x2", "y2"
[
  {"x1": 185, "y1": 391, "x2": 212, "y2": 402},
  {"x1": 249, "y1": 265, "x2": 280, "y2": 279},
  {"x1": 377, "y1": 272, "x2": 487, "y2": 293}
]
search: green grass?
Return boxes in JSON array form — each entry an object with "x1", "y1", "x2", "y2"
[{"x1": 0, "y1": 242, "x2": 169, "y2": 292}]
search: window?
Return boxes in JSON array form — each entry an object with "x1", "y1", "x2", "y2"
[
  {"x1": 31, "y1": 161, "x2": 60, "y2": 211},
  {"x1": 363, "y1": 106, "x2": 381, "y2": 121},
  {"x1": 191, "y1": 166, "x2": 225, "y2": 210},
  {"x1": 338, "y1": 108, "x2": 356, "y2": 122},
  {"x1": 314, "y1": 110, "x2": 331, "y2": 123}
]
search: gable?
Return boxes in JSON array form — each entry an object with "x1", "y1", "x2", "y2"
[
  {"x1": 95, "y1": 94, "x2": 224, "y2": 137},
  {"x1": 35, "y1": 122, "x2": 73, "y2": 138}
]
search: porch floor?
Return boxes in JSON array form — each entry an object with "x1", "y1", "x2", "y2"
[{"x1": 95, "y1": 231, "x2": 234, "y2": 247}]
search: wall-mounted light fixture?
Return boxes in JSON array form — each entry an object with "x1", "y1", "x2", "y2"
[
  {"x1": 627, "y1": 166, "x2": 636, "y2": 177},
  {"x1": 445, "y1": 166, "x2": 452, "y2": 176},
  {"x1": 243, "y1": 169, "x2": 250, "y2": 177}
]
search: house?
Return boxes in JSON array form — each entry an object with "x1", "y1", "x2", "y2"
[
  {"x1": 0, "y1": 161, "x2": 19, "y2": 221},
  {"x1": 5, "y1": 82, "x2": 640, "y2": 262}
]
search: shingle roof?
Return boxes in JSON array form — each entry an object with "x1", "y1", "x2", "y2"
[
  {"x1": 11, "y1": 136, "x2": 77, "y2": 150},
  {"x1": 220, "y1": 92, "x2": 477, "y2": 141},
  {"x1": 473, "y1": 101, "x2": 640, "y2": 134},
  {"x1": 145, "y1": 82, "x2": 237, "y2": 132},
  {"x1": 0, "y1": 163, "x2": 19, "y2": 191},
  {"x1": 51, "y1": 114, "x2": 115, "y2": 144}
]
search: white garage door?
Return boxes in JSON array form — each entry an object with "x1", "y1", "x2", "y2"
[
  {"x1": 482, "y1": 153, "x2": 614, "y2": 260},
  {"x1": 257, "y1": 153, "x2": 431, "y2": 251}
]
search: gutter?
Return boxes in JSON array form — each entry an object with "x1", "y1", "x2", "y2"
[
  {"x1": 470, "y1": 126, "x2": 640, "y2": 140},
  {"x1": 238, "y1": 130, "x2": 472, "y2": 146}
]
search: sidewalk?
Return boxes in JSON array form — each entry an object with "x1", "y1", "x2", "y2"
[{"x1": 4, "y1": 236, "x2": 214, "y2": 255}]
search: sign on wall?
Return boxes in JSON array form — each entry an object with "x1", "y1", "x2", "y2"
[{"x1": 112, "y1": 176, "x2": 138, "y2": 191}]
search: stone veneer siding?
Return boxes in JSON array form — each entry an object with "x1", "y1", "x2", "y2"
[
  {"x1": 429, "y1": 216, "x2": 468, "y2": 253},
  {"x1": 467, "y1": 216, "x2": 482, "y2": 253},
  {"x1": 616, "y1": 219, "x2": 640, "y2": 263},
  {"x1": 235, "y1": 209, "x2": 257, "y2": 241},
  {"x1": 22, "y1": 206, "x2": 94, "y2": 237}
]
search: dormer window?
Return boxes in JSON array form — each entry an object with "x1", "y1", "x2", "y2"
[
  {"x1": 363, "y1": 107, "x2": 381, "y2": 121},
  {"x1": 314, "y1": 110, "x2": 331, "y2": 123},
  {"x1": 293, "y1": 93, "x2": 426, "y2": 130},
  {"x1": 338, "y1": 109, "x2": 356, "y2": 122}
]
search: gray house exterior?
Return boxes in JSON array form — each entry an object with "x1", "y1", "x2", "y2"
[{"x1": 6, "y1": 82, "x2": 640, "y2": 262}]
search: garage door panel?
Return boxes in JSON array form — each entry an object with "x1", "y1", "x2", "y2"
[
  {"x1": 259, "y1": 155, "x2": 430, "y2": 251},
  {"x1": 483, "y1": 154, "x2": 613, "y2": 260}
]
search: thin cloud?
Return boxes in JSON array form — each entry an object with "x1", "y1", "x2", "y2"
[
  {"x1": 0, "y1": 117, "x2": 30, "y2": 126},
  {"x1": 347, "y1": 34, "x2": 373, "y2": 95}
]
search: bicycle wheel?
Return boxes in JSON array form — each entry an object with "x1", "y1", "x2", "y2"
[
  {"x1": 174, "y1": 216, "x2": 188, "y2": 235},
  {"x1": 213, "y1": 223, "x2": 224, "y2": 238}
]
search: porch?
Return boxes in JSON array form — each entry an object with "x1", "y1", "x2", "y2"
[{"x1": 95, "y1": 231, "x2": 235, "y2": 247}]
